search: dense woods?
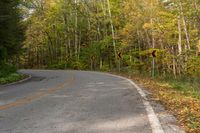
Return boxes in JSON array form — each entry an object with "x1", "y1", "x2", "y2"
[
  {"x1": 1, "y1": 0, "x2": 200, "y2": 79},
  {"x1": 17, "y1": 0, "x2": 200, "y2": 79}
]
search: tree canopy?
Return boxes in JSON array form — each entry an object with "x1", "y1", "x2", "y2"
[
  {"x1": 0, "y1": 0, "x2": 24, "y2": 62},
  {"x1": 18, "y1": 0, "x2": 200, "y2": 78},
  {"x1": 2, "y1": 0, "x2": 200, "y2": 79}
]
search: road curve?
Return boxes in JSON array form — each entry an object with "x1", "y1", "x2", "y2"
[{"x1": 0, "y1": 70, "x2": 157, "y2": 133}]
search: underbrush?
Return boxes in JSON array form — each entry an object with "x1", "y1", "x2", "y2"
[
  {"x1": 0, "y1": 73, "x2": 23, "y2": 84},
  {"x1": 120, "y1": 68, "x2": 200, "y2": 100},
  {"x1": 46, "y1": 60, "x2": 87, "y2": 70},
  {"x1": 0, "y1": 63, "x2": 17, "y2": 78},
  {"x1": 158, "y1": 76, "x2": 200, "y2": 100},
  {"x1": 0, "y1": 63, "x2": 23, "y2": 85}
]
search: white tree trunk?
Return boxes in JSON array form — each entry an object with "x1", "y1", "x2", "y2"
[
  {"x1": 106, "y1": 0, "x2": 117, "y2": 61},
  {"x1": 177, "y1": 15, "x2": 182, "y2": 55},
  {"x1": 74, "y1": 0, "x2": 78, "y2": 59},
  {"x1": 179, "y1": 0, "x2": 191, "y2": 50}
]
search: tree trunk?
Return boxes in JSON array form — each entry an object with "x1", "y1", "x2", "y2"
[
  {"x1": 179, "y1": 0, "x2": 191, "y2": 50},
  {"x1": 172, "y1": 46, "x2": 177, "y2": 78},
  {"x1": 74, "y1": 0, "x2": 78, "y2": 59},
  {"x1": 177, "y1": 15, "x2": 182, "y2": 55},
  {"x1": 106, "y1": 0, "x2": 117, "y2": 62}
]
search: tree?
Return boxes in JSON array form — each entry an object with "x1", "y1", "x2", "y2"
[
  {"x1": 0, "y1": 0, "x2": 24, "y2": 62},
  {"x1": 21, "y1": 0, "x2": 200, "y2": 79}
]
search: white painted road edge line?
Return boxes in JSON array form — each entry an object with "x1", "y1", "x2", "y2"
[{"x1": 106, "y1": 73, "x2": 165, "y2": 133}]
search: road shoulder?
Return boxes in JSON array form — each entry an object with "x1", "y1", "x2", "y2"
[{"x1": 106, "y1": 72, "x2": 185, "y2": 133}]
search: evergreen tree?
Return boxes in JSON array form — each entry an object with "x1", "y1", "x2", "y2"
[{"x1": 0, "y1": 0, "x2": 23, "y2": 62}]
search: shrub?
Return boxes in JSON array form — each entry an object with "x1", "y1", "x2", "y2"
[
  {"x1": 0, "y1": 73, "x2": 23, "y2": 84},
  {"x1": 0, "y1": 63, "x2": 17, "y2": 78},
  {"x1": 100, "y1": 65, "x2": 110, "y2": 71},
  {"x1": 71, "y1": 61, "x2": 86, "y2": 70}
]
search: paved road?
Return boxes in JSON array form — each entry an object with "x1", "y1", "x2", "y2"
[{"x1": 0, "y1": 70, "x2": 160, "y2": 133}]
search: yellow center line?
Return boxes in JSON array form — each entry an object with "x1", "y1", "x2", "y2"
[{"x1": 0, "y1": 76, "x2": 75, "y2": 111}]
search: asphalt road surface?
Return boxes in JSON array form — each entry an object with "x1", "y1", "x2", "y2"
[{"x1": 0, "y1": 70, "x2": 180, "y2": 133}]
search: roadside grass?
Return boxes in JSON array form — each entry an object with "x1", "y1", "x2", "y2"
[
  {"x1": 0, "y1": 73, "x2": 24, "y2": 85},
  {"x1": 0, "y1": 63, "x2": 25, "y2": 85},
  {"x1": 112, "y1": 71, "x2": 200, "y2": 133},
  {"x1": 133, "y1": 76, "x2": 200, "y2": 133},
  {"x1": 157, "y1": 77, "x2": 200, "y2": 100}
]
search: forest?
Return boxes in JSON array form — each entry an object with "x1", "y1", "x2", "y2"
[
  {"x1": 1, "y1": 0, "x2": 200, "y2": 132},
  {"x1": 1, "y1": 0, "x2": 200, "y2": 79},
  {"x1": 19, "y1": 0, "x2": 200, "y2": 79}
]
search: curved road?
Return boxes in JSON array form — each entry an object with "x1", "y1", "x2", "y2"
[{"x1": 0, "y1": 70, "x2": 180, "y2": 133}]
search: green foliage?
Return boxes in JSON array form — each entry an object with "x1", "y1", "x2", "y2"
[
  {"x1": 47, "y1": 61, "x2": 67, "y2": 69},
  {"x1": 187, "y1": 57, "x2": 200, "y2": 77},
  {"x1": 21, "y1": 0, "x2": 119, "y2": 70},
  {"x1": 159, "y1": 75, "x2": 200, "y2": 100},
  {"x1": 0, "y1": 0, "x2": 24, "y2": 61},
  {"x1": 21, "y1": 0, "x2": 200, "y2": 81},
  {"x1": 71, "y1": 60, "x2": 87, "y2": 70},
  {"x1": 100, "y1": 65, "x2": 110, "y2": 71},
  {"x1": 47, "y1": 59, "x2": 87, "y2": 70},
  {"x1": 0, "y1": 73, "x2": 23, "y2": 85},
  {"x1": 0, "y1": 63, "x2": 17, "y2": 78},
  {"x1": 0, "y1": 63, "x2": 23, "y2": 85}
]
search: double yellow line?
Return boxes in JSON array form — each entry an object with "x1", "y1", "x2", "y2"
[{"x1": 0, "y1": 76, "x2": 75, "y2": 111}]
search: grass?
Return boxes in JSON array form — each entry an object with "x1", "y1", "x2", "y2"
[
  {"x1": 0, "y1": 63, "x2": 25, "y2": 85},
  {"x1": 158, "y1": 77, "x2": 200, "y2": 100},
  {"x1": 0, "y1": 73, "x2": 24, "y2": 85}
]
